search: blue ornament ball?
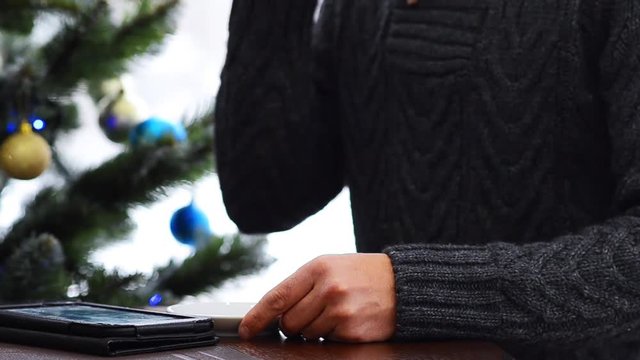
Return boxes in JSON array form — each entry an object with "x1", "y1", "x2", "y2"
[
  {"x1": 170, "y1": 202, "x2": 212, "y2": 246},
  {"x1": 129, "y1": 117, "x2": 187, "y2": 148}
]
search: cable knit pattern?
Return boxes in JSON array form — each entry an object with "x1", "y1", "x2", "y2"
[{"x1": 215, "y1": 0, "x2": 640, "y2": 359}]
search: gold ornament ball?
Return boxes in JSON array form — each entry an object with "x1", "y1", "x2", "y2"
[{"x1": 0, "y1": 129, "x2": 52, "y2": 180}]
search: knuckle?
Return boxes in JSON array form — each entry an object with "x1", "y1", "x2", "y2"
[
  {"x1": 267, "y1": 288, "x2": 290, "y2": 313},
  {"x1": 310, "y1": 255, "x2": 331, "y2": 277},
  {"x1": 324, "y1": 281, "x2": 348, "y2": 298}
]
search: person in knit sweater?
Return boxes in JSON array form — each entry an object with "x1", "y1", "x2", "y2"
[{"x1": 214, "y1": 0, "x2": 640, "y2": 359}]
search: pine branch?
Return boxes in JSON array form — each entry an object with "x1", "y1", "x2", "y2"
[
  {"x1": 72, "y1": 234, "x2": 270, "y2": 307},
  {"x1": 78, "y1": 266, "x2": 148, "y2": 308},
  {"x1": 0, "y1": 0, "x2": 81, "y2": 14},
  {"x1": 40, "y1": 0, "x2": 180, "y2": 95},
  {"x1": 66, "y1": 235, "x2": 271, "y2": 307},
  {"x1": 51, "y1": 148, "x2": 74, "y2": 180},
  {"x1": 0, "y1": 0, "x2": 80, "y2": 34},
  {"x1": 155, "y1": 234, "x2": 273, "y2": 297},
  {"x1": 112, "y1": 0, "x2": 180, "y2": 59},
  {"x1": 43, "y1": 99, "x2": 82, "y2": 180},
  {"x1": 0, "y1": 113, "x2": 214, "y2": 270},
  {"x1": 0, "y1": 11, "x2": 37, "y2": 35},
  {"x1": 39, "y1": 0, "x2": 113, "y2": 93},
  {"x1": 0, "y1": 234, "x2": 69, "y2": 303},
  {"x1": 0, "y1": 34, "x2": 32, "y2": 71},
  {"x1": 0, "y1": 186, "x2": 135, "y2": 269}
]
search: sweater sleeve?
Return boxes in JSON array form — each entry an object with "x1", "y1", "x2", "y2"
[
  {"x1": 214, "y1": 0, "x2": 343, "y2": 234},
  {"x1": 384, "y1": 0, "x2": 640, "y2": 347}
]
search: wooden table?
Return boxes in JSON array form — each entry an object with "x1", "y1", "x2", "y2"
[{"x1": 0, "y1": 337, "x2": 509, "y2": 360}]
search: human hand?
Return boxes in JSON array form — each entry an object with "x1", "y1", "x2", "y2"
[{"x1": 239, "y1": 254, "x2": 397, "y2": 343}]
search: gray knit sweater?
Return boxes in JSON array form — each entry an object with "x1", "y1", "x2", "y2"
[{"x1": 214, "y1": 0, "x2": 640, "y2": 359}]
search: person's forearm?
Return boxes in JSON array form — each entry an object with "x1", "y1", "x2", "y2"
[
  {"x1": 384, "y1": 210, "x2": 640, "y2": 346},
  {"x1": 215, "y1": 0, "x2": 343, "y2": 233}
]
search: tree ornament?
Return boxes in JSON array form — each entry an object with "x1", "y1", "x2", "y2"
[
  {"x1": 100, "y1": 78, "x2": 125, "y2": 99},
  {"x1": 0, "y1": 122, "x2": 52, "y2": 180},
  {"x1": 148, "y1": 293, "x2": 163, "y2": 307},
  {"x1": 129, "y1": 117, "x2": 187, "y2": 149},
  {"x1": 29, "y1": 116, "x2": 47, "y2": 131},
  {"x1": 5, "y1": 121, "x2": 18, "y2": 134},
  {"x1": 6, "y1": 115, "x2": 48, "y2": 135},
  {"x1": 98, "y1": 92, "x2": 143, "y2": 143},
  {"x1": 170, "y1": 201, "x2": 212, "y2": 247}
]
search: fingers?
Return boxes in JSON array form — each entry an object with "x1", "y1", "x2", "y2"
[
  {"x1": 279, "y1": 257, "x2": 345, "y2": 341},
  {"x1": 239, "y1": 254, "x2": 397, "y2": 342},
  {"x1": 278, "y1": 286, "x2": 326, "y2": 337},
  {"x1": 239, "y1": 266, "x2": 315, "y2": 339},
  {"x1": 298, "y1": 307, "x2": 337, "y2": 341}
]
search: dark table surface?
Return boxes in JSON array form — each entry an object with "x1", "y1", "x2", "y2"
[{"x1": 0, "y1": 337, "x2": 508, "y2": 360}]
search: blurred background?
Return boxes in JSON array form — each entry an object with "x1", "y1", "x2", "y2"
[{"x1": 0, "y1": 0, "x2": 354, "y2": 305}]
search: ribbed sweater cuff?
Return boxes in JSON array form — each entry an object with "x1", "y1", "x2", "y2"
[{"x1": 384, "y1": 244, "x2": 506, "y2": 340}]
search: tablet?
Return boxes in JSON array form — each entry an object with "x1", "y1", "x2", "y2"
[{"x1": 0, "y1": 301, "x2": 219, "y2": 356}]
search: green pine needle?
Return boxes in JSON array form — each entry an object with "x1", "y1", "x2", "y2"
[
  {"x1": 78, "y1": 266, "x2": 148, "y2": 308},
  {"x1": 0, "y1": 0, "x2": 81, "y2": 14},
  {"x1": 156, "y1": 234, "x2": 273, "y2": 298},
  {"x1": 39, "y1": 0, "x2": 180, "y2": 94},
  {"x1": 0, "y1": 234, "x2": 69, "y2": 303}
]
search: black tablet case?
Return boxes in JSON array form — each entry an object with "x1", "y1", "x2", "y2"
[{"x1": 0, "y1": 301, "x2": 219, "y2": 356}]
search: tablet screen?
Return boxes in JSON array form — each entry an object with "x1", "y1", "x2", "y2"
[{"x1": 7, "y1": 304, "x2": 179, "y2": 325}]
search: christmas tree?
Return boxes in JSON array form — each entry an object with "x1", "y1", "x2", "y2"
[{"x1": 0, "y1": 0, "x2": 270, "y2": 308}]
